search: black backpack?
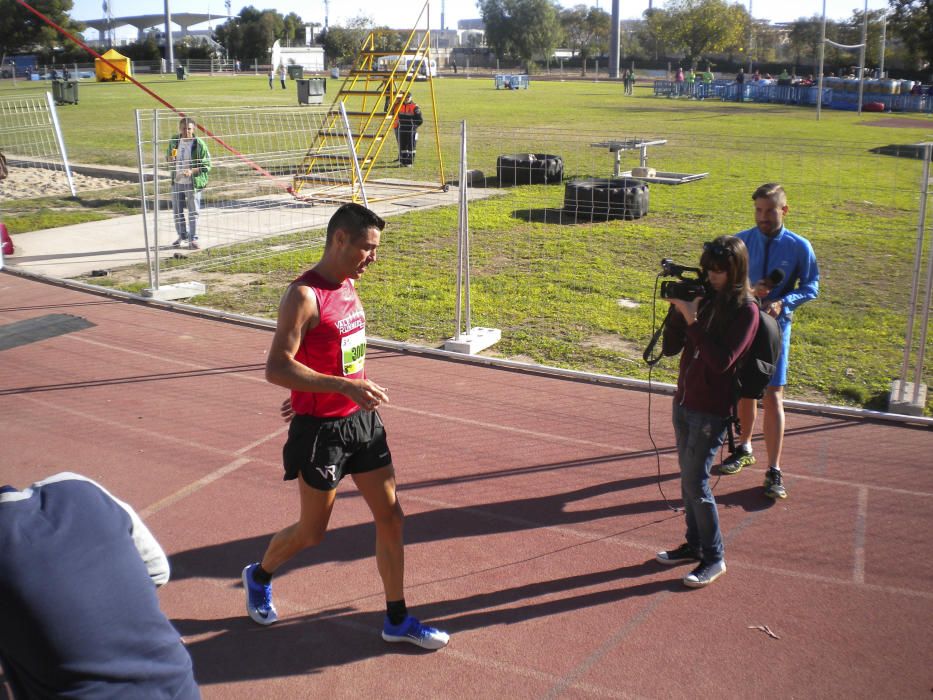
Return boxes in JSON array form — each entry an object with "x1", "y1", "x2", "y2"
[{"x1": 735, "y1": 305, "x2": 783, "y2": 400}]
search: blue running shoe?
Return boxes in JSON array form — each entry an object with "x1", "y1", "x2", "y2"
[
  {"x1": 242, "y1": 563, "x2": 277, "y2": 626},
  {"x1": 381, "y1": 615, "x2": 449, "y2": 650}
]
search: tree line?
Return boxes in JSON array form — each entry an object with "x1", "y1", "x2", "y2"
[{"x1": 1, "y1": 0, "x2": 930, "y2": 78}]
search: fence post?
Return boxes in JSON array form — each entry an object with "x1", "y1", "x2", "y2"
[
  {"x1": 45, "y1": 91, "x2": 76, "y2": 198},
  {"x1": 135, "y1": 109, "x2": 155, "y2": 289},
  {"x1": 891, "y1": 142, "x2": 932, "y2": 414}
]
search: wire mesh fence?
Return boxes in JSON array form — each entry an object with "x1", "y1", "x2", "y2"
[
  {"x1": 0, "y1": 92, "x2": 75, "y2": 199},
  {"x1": 119, "y1": 112, "x2": 930, "y2": 408}
]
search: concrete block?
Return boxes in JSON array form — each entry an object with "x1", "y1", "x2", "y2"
[
  {"x1": 443, "y1": 327, "x2": 502, "y2": 354},
  {"x1": 887, "y1": 379, "x2": 927, "y2": 416},
  {"x1": 142, "y1": 281, "x2": 207, "y2": 301}
]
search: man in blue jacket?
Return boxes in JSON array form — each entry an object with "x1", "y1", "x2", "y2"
[
  {"x1": 719, "y1": 183, "x2": 820, "y2": 499},
  {"x1": 0, "y1": 473, "x2": 200, "y2": 699}
]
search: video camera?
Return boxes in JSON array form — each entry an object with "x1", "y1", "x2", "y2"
[{"x1": 659, "y1": 258, "x2": 709, "y2": 301}]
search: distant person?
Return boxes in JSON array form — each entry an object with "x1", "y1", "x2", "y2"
[
  {"x1": 279, "y1": 63, "x2": 287, "y2": 89},
  {"x1": 393, "y1": 93, "x2": 423, "y2": 166},
  {"x1": 718, "y1": 183, "x2": 820, "y2": 500},
  {"x1": 735, "y1": 68, "x2": 745, "y2": 101},
  {"x1": 268, "y1": 67, "x2": 274, "y2": 89},
  {"x1": 674, "y1": 66, "x2": 685, "y2": 96},
  {"x1": 167, "y1": 117, "x2": 212, "y2": 250},
  {"x1": 0, "y1": 472, "x2": 200, "y2": 699},
  {"x1": 241, "y1": 203, "x2": 450, "y2": 651},
  {"x1": 235, "y1": 59, "x2": 241, "y2": 73},
  {"x1": 451, "y1": 59, "x2": 457, "y2": 74},
  {"x1": 685, "y1": 68, "x2": 696, "y2": 97},
  {"x1": 626, "y1": 67, "x2": 636, "y2": 95}
]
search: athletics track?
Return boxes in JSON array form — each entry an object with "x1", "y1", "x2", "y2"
[{"x1": 2, "y1": 271, "x2": 931, "y2": 698}]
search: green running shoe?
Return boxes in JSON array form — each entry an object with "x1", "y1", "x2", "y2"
[
  {"x1": 719, "y1": 448, "x2": 755, "y2": 475},
  {"x1": 764, "y1": 467, "x2": 787, "y2": 499}
]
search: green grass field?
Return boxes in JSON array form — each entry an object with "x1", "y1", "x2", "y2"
[{"x1": 2, "y1": 74, "x2": 932, "y2": 413}]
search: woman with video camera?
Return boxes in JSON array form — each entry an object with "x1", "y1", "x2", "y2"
[{"x1": 658, "y1": 235, "x2": 759, "y2": 588}]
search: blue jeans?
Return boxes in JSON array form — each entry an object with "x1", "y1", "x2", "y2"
[
  {"x1": 672, "y1": 403, "x2": 726, "y2": 563},
  {"x1": 171, "y1": 182, "x2": 201, "y2": 240}
]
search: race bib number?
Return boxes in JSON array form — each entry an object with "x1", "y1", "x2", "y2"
[{"x1": 341, "y1": 329, "x2": 366, "y2": 375}]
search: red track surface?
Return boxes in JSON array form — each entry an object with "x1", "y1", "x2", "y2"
[{"x1": 2, "y1": 271, "x2": 932, "y2": 698}]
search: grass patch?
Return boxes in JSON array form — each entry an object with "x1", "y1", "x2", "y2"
[{"x1": 4, "y1": 75, "x2": 932, "y2": 414}]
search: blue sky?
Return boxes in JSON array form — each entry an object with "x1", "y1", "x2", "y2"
[{"x1": 71, "y1": 0, "x2": 892, "y2": 39}]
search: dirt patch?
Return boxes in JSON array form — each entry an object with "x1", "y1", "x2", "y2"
[
  {"x1": 863, "y1": 117, "x2": 933, "y2": 129},
  {"x1": 581, "y1": 333, "x2": 643, "y2": 361},
  {"x1": 0, "y1": 165, "x2": 128, "y2": 200}
]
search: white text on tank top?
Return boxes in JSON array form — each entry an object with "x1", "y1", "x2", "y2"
[{"x1": 337, "y1": 308, "x2": 366, "y2": 375}]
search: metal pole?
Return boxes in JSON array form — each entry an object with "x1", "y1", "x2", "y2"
[
  {"x1": 897, "y1": 142, "x2": 931, "y2": 401},
  {"x1": 816, "y1": 0, "x2": 827, "y2": 121},
  {"x1": 164, "y1": 0, "x2": 175, "y2": 73},
  {"x1": 453, "y1": 120, "x2": 465, "y2": 340},
  {"x1": 152, "y1": 111, "x2": 160, "y2": 290},
  {"x1": 338, "y1": 102, "x2": 368, "y2": 207},
  {"x1": 135, "y1": 110, "x2": 155, "y2": 289},
  {"x1": 879, "y1": 13, "x2": 887, "y2": 77},
  {"x1": 463, "y1": 125, "x2": 471, "y2": 336},
  {"x1": 46, "y1": 92, "x2": 76, "y2": 198},
  {"x1": 747, "y1": 0, "x2": 753, "y2": 74},
  {"x1": 609, "y1": 0, "x2": 620, "y2": 79},
  {"x1": 856, "y1": 0, "x2": 868, "y2": 116}
]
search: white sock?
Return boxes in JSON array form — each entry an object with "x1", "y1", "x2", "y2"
[{"x1": 740, "y1": 442, "x2": 752, "y2": 453}]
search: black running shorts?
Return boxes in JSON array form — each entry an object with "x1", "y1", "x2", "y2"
[{"x1": 283, "y1": 410, "x2": 392, "y2": 491}]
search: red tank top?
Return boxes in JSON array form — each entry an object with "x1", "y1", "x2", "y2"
[{"x1": 290, "y1": 269, "x2": 366, "y2": 418}]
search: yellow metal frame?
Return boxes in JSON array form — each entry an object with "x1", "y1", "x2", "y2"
[{"x1": 292, "y1": 0, "x2": 446, "y2": 203}]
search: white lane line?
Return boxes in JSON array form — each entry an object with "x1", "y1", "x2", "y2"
[
  {"x1": 140, "y1": 456, "x2": 253, "y2": 519},
  {"x1": 853, "y1": 486, "x2": 869, "y2": 584}
]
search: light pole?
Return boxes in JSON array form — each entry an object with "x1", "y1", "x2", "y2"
[
  {"x1": 164, "y1": 0, "x2": 175, "y2": 73},
  {"x1": 747, "y1": 0, "x2": 753, "y2": 73},
  {"x1": 816, "y1": 0, "x2": 826, "y2": 121}
]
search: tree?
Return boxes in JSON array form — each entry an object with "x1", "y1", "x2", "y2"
[
  {"x1": 560, "y1": 5, "x2": 611, "y2": 75},
  {"x1": 0, "y1": 0, "x2": 85, "y2": 56},
  {"x1": 319, "y1": 16, "x2": 371, "y2": 67},
  {"x1": 645, "y1": 0, "x2": 748, "y2": 67},
  {"x1": 478, "y1": 0, "x2": 562, "y2": 70},
  {"x1": 788, "y1": 16, "x2": 824, "y2": 67},
  {"x1": 214, "y1": 6, "x2": 295, "y2": 62},
  {"x1": 887, "y1": 0, "x2": 933, "y2": 69}
]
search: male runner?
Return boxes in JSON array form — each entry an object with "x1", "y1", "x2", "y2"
[{"x1": 242, "y1": 203, "x2": 449, "y2": 650}]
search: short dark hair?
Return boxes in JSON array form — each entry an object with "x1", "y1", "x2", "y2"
[
  {"x1": 752, "y1": 183, "x2": 787, "y2": 206},
  {"x1": 325, "y1": 203, "x2": 385, "y2": 246}
]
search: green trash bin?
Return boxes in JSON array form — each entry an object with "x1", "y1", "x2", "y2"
[
  {"x1": 297, "y1": 77, "x2": 325, "y2": 105},
  {"x1": 287, "y1": 65, "x2": 303, "y2": 80},
  {"x1": 59, "y1": 80, "x2": 79, "y2": 104},
  {"x1": 176, "y1": 66, "x2": 188, "y2": 80}
]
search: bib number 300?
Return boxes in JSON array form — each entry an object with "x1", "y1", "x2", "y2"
[{"x1": 341, "y1": 329, "x2": 366, "y2": 375}]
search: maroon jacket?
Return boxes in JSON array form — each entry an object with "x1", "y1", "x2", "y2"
[{"x1": 662, "y1": 300, "x2": 759, "y2": 417}]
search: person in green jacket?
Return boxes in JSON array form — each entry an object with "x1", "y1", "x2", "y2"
[{"x1": 167, "y1": 117, "x2": 211, "y2": 249}]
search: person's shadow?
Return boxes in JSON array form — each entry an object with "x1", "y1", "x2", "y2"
[{"x1": 176, "y1": 560, "x2": 680, "y2": 684}]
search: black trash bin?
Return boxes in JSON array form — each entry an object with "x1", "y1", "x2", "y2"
[
  {"x1": 176, "y1": 65, "x2": 188, "y2": 80},
  {"x1": 51, "y1": 79, "x2": 64, "y2": 103},
  {"x1": 287, "y1": 65, "x2": 304, "y2": 80}
]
